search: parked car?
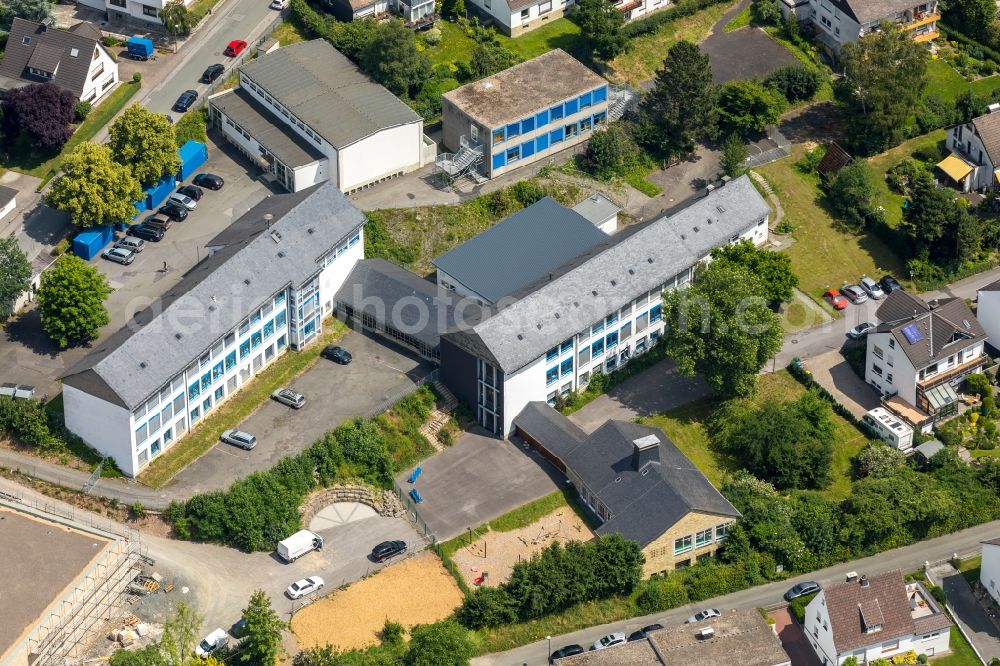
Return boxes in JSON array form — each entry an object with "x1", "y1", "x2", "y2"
[
  {"x1": 224, "y1": 39, "x2": 247, "y2": 57},
  {"x1": 101, "y1": 246, "x2": 135, "y2": 265},
  {"x1": 168, "y1": 192, "x2": 198, "y2": 210},
  {"x1": 823, "y1": 289, "x2": 848, "y2": 311},
  {"x1": 627, "y1": 624, "x2": 663, "y2": 642},
  {"x1": 847, "y1": 322, "x2": 876, "y2": 340},
  {"x1": 143, "y1": 214, "x2": 173, "y2": 231},
  {"x1": 841, "y1": 284, "x2": 868, "y2": 304},
  {"x1": 859, "y1": 276, "x2": 885, "y2": 300},
  {"x1": 286, "y1": 575, "x2": 324, "y2": 600},
  {"x1": 371, "y1": 540, "x2": 407, "y2": 562},
  {"x1": 114, "y1": 236, "x2": 145, "y2": 253},
  {"x1": 321, "y1": 345, "x2": 352, "y2": 364},
  {"x1": 784, "y1": 581, "x2": 821, "y2": 602},
  {"x1": 590, "y1": 632, "x2": 626, "y2": 651},
  {"x1": 880, "y1": 275, "x2": 903, "y2": 294},
  {"x1": 201, "y1": 63, "x2": 225, "y2": 83},
  {"x1": 271, "y1": 0, "x2": 289, "y2": 8},
  {"x1": 177, "y1": 184, "x2": 204, "y2": 201},
  {"x1": 195, "y1": 628, "x2": 229, "y2": 658},
  {"x1": 229, "y1": 618, "x2": 248, "y2": 639},
  {"x1": 220, "y1": 429, "x2": 257, "y2": 450},
  {"x1": 172, "y1": 89, "x2": 198, "y2": 113},
  {"x1": 549, "y1": 644, "x2": 584, "y2": 663},
  {"x1": 127, "y1": 224, "x2": 165, "y2": 242},
  {"x1": 686, "y1": 608, "x2": 722, "y2": 624},
  {"x1": 158, "y1": 202, "x2": 189, "y2": 221},
  {"x1": 193, "y1": 173, "x2": 225, "y2": 190},
  {"x1": 272, "y1": 388, "x2": 305, "y2": 409}
]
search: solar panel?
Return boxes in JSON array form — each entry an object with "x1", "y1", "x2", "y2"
[{"x1": 901, "y1": 322, "x2": 923, "y2": 344}]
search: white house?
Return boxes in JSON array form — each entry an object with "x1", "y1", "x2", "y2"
[
  {"x1": 980, "y1": 538, "x2": 1000, "y2": 606},
  {"x1": 940, "y1": 109, "x2": 1000, "y2": 192},
  {"x1": 978, "y1": 280, "x2": 1000, "y2": 350},
  {"x1": 865, "y1": 289, "x2": 986, "y2": 424},
  {"x1": 779, "y1": 0, "x2": 939, "y2": 55},
  {"x1": 0, "y1": 19, "x2": 119, "y2": 105},
  {"x1": 467, "y1": 0, "x2": 670, "y2": 37},
  {"x1": 208, "y1": 40, "x2": 435, "y2": 194},
  {"x1": 61, "y1": 184, "x2": 365, "y2": 477},
  {"x1": 95, "y1": 0, "x2": 196, "y2": 26},
  {"x1": 804, "y1": 570, "x2": 952, "y2": 665}
]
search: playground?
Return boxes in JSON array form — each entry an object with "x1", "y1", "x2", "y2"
[
  {"x1": 289, "y1": 551, "x2": 464, "y2": 651},
  {"x1": 451, "y1": 507, "x2": 594, "y2": 588}
]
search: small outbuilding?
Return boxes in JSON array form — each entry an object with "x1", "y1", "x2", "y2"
[
  {"x1": 177, "y1": 141, "x2": 208, "y2": 181},
  {"x1": 73, "y1": 226, "x2": 114, "y2": 260}
]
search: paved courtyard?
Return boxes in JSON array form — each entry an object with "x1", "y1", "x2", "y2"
[
  {"x1": 803, "y1": 349, "x2": 880, "y2": 420},
  {"x1": 770, "y1": 607, "x2": 820, "y2": 666},
  {"x1": 700, "y1": 22, "x2": 798, "y2": 84}
]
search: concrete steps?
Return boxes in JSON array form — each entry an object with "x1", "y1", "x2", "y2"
[{"x1": 418, "y1": 381, "x2": 459, "y2": 451}]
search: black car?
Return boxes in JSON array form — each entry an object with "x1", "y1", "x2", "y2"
[
  {"x1": 127, "y1": 224, "x2": 165, "y2": 242},
  {"x1": 193, "y1": 173, "x2": 225, "y2": 190},
  {"x1": 321, "y1": 345, "x2": 352, "y2": 364},
  {"x1": 371, "y1": 540, "x2": 407, "y2": 562},
  {"x1": 158, "y1": 203, "x2": 189, "y2": 221},
  {"x1": 880, "y1": 275, "x2": 903, "y2": 294},
  {"x1": 230, "y1": 618, "x2": 248, "y2": 639},
  {"x1": 784, "y1": 580, "x2": 821, "y2": 602},
  {"x1": 627, "y1": 624, "x2": 664, "y2": 642},
  {"x1": 549, "y1": 644, "x2": 584, "y2": 663},
  {"x1": 172, "y1": 89, "x2": 198, "y2": 113},
  {"x1": 177, "y1": 184, "x2": 204, "y2": 201},
  {"x1": 201, "y1": 63, "x2": 225, "y2": 83}
]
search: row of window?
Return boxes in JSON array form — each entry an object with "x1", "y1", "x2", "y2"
[
  {"x1": 545, "y1": 332, "x2": 660, "y2": 406},
  {"x1": 244, "y1": 79, "x2": 325, "y2": 146},
  {"x1": 321, "y1": 231, "x2": 362, "y2": 268},
  {"x1": 491, "y1": 112, "x2": 608, "y2": 170},
  {"x1": 673, "y1": 524, "x2": 729, "y2": 556},
  {"x1": 491, "y1": 86, "x2": 608, "y2": 145}
]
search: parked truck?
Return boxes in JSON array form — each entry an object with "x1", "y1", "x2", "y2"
[{"x1": 277, "y1": 530, "x2": 323, "y2": 562}]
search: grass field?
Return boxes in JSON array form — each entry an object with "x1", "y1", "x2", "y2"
[
  {"x1": 867, "y1": 129, "x2": 947, "y2": 229},
  {"x1": 498, "y1": 18, "x2": 584, "y2": 61},
  {"x1": 642, "y1": 371, "x2": 867, "y2": 499},
  {"x1": 932, "y1": 626, "x2": 983, "y2": 666},
  {"x1": 271, "y1": 19, "x2": 307, "y2": 46},
  {"x1": 926, "y1": 58, "x2": 1000, "y2": 104},
  {"x1": 724, "y1": 6, "x2": 750, "y2": 32}
]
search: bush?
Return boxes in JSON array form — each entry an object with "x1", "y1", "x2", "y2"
[
  {"x1": 585, "y1": 124, "x2": 641, "y2": 180},
  {"x1": 74, "y1": 101, "x2": 92, "y2": 122},
  {"x1": 0, "y1": 397, "x2": 58, "y2": 450},
  {"x1": 765, "y1": 64, "x2": 823, "y2": 103},
  {"x1": 795, "y1": 145, "x2": 825, "y2": 175},
  {"x1": 789, "y1": 592, "x2": 817, "y2": 624},
  {"x1": 455, "y1": 586, "x2": 518, "y2": 629},
  {"x1": 635, "y1": 576, "x2": 689, "y2": 613},
  {"x1": 929, "y1": 584, "x2": 947, "y2": 606},
  {"x1": 132, "y1": 72, "x2": 142, "y2": 83},
  {"x1": 423, "y1": 27, "x2": 442, "y2": 45}
]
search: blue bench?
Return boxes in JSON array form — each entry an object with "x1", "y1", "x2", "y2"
[
  {"x1": 409, "y1": 488, "x2": 424, "y2": 504},
  {"x1": 408, "y1": 466, "x2": 422, "y2": 484}
]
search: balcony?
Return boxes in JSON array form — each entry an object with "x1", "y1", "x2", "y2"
[
  {"x1": 902, "y1": 12, "x2": 940, "y2": 31},
  {"x1": 916, "y1": 352, "x2": 984, "y2": 389},
  {"x1": 913, "y1": 29, "x2": 940, "y2": 43}
]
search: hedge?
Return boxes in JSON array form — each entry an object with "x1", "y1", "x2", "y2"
[
  {"x1": 938, "y1": 23, "x2": 1000, "y2": 67},
  {"x1": 786, "y1": 359, "x2": 880, "y2": 440},
  {"x1": 622, "y1": 0, "x2": 734, "y2": 38}
]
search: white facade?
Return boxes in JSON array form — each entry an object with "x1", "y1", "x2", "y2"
[
  {"x1": 780, "y1": 0, "x2": 939, "y2": 53},
  {"x1": 79, "y1": 42, "x2": 119, "y2": 106},
  {"x1": 945, "y1": 121, "x2": 995, "y2": 192},
  {"x1": 981, "y1": 540, "x2": 1000, "y2": 606},
  {"x1": 865, "y1": 332, "x2": 985, "y2": 406},
  {"x1": 978, "y1": 286, "x2": 1000, "y2": 349},
  {"x1": 471, "y1": 0, "x2": 670, "y2": 37},
  {"x1": 105, "y1": 0, "x2": 196, "y2": 25},
  {"x1": 338, "y1": 123, "x2": 423, "y2": 192},
  {"x1": 0, "y1": 193, "x2": 16, "y2": 222}
]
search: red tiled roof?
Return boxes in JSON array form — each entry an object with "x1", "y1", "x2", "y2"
[{"x1": 824, "y1": 571, "x2": 915, "y2": 654}]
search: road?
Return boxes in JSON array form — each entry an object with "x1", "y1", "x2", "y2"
[{"x1": 474, "y1": 518, "x2": 1000, "y2": 665}]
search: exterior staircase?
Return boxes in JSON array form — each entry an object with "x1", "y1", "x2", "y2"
[
  {"x1": 608, "y1": 85, "x2": 639, "y2": 122},
  {"x1": 435, "y1": 136, "x2": 485, "y2": 185},
  {"x1": 419, "y1": 381, "x2": 459, "y2": 451}
]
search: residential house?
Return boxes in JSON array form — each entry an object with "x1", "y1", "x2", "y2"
[
  {"x1": 61, "y1": 183, "x2": 366, "y2": 477},
  {"x1": 865, "y1": 289, "x2": 986, "y2": 424},
  {"x1": 0, "y1": 19, "x2": 119, "y2": 104},
  {"x1": 980, "y1": 538, "x2": 1000, "y2": 606},
  {"x1": 804, "y1": 570, "x2": 952, "y2": 664},
  {"x1": 96, "y1": 0, "x2": 196, "y2": 26},
  {"x1": 978, "y1": 279, "x2": 1000, "y2": 350},
  {"x1": 323, "y1": 0, "x2": 390, "y2": 21},
  {"x1": 780, "y1": 0, "x2": 940, "y2": 56},
  {"x1": 513, "y1": 404, "x2": 741, "y2": 576},
  {"x1": 322, "y1": 0, "x2": 435, "y2": 25},
  {"x1": 940, "y1": 107, "x2": 1000, "y2": 192},
  {"x1": 466, "y1": 0, "x2": 670, "y2": 37},
  {"x1": 208, "y1": 40, "x2": 435, "y2": 194}
]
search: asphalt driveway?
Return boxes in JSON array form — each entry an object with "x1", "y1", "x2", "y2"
[
  {"x1": 700, "y1": 16, "x2": 798, "y2": 85},
  {"x1": 166, "y1": 330, "x2": 433, "y2": 495}
]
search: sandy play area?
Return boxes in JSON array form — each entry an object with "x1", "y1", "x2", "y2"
[
  {"x1": 451, "y1": 508, "x2": 594, "y2": 588},
  {"x1": 290, "y1": 551, "x2": 464, "y2": 651}
]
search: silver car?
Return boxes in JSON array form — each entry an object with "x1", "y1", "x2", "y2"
[
  {"x1": 272, "y1": 388, "x2": 306, "y2": 409},
  {"x1": 168, "y1": 192, "x2": 198, "y2": 210},
  {"x1": 102, "y1": 247, "x2": 135, "y2": 265},
  {"x1": 841, "y1": 284, "x2": 868, "y2": 304},
  {"x1": 220, "y1": 429, "x2": 257, "y2": 450},
  {"x1": 859, "y1": 276, "x2": 885, "y2": 300}
]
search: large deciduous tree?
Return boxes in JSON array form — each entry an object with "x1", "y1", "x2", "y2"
[
  {"x1": 361, "y1": 20, "x2": 432, "y2": 98},
  {"x1": 404, "y1": 621, "x2": 475, "y2": 666},
  {"x1": 109, "y1": 105, "x2": 182, "y2": 187},
  {"x1": 575, "y1": 0, "x2": 628, "y2": 62},
  {"x1": 0, "y1": 237, "x2": 32, "y2": 321},
  {"x1": 159, "y1": 1, "x2": 194, "y2": 36},
  {"x1": 710, "y1": 239, "x2": 798, "y2": 307},
  {"x1": 639, "y1": 40, "x2": 716, "y2": 158},
  {"x1": 36, "y1": 255, "x2": 112, "y2": 348},
  {"x1": 0, "y1": 83, "x2": 77, "y2": 152},
  {"x1": 826, "y1": 160, "x2": 880, "y2": 230},
  {"x1": 1, "y1": 0, "x2": 54, "y2": 30},
  {"x1": 46, "y1": 143, "x2": 142, "y2": 228},
  {"x1": 716, "y1": 79, "x2": 785, "y2": 137},
  {"x1": 240, "y1": 590, "x2": 286, "y2": 665},
  {"x1": 904, "y1": 169, "x2": 981, "y2": 263},
  {"x1": 941, "y1": 0, "x2": 997, "y2": 41},
  {"x1": 585, "y1": 123, "x2": 641, "y2": 180}
]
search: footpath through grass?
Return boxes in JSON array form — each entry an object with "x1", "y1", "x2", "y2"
[{"x1": 139, "y1": 319, "x2": 348, "y2": 489}]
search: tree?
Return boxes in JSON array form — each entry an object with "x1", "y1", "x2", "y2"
[
  {"x1": 36, "y1": 255, "x2": 112, "y2": 348},
  {"x1": 0, "y1": 83, "x2": 77, "y2": 152},
  {"x1": 717, "y1": 80, "x2": 785, "y2": 137},
  {"x1": 404, "y1": 621, "x2": 474, "y2": 666},
  {"x1": 160, "y1": 602, "x2": 203, "y2": 666},
  {"x1": 0, "y1": 237, "x2": 32, "y2": 321},
  {"x1": 159, "y1": 2, "x2": 194, "y2": 38},
  {"x1": 456, "y1": 586, "x2": 518, "y2": 629},
  {"x1": 467, "y1": 43, "x2": 522, "y2": 79},
  {"x1": 903, "y1": 170, "x2": 979, "y2": 263},
  {"x1": 710, "y1": 239, "x2": 798, "y2": 307},
  {"x1": 109, "y1": 645, "x2": 167, "y2": 666},
  {"x1": 1, "y1": 0, "x2": 53, "y2": 30},
  {"x1": 750, "y1": 0, "x2": 781, "y2": 25},
  {"x1": 46, "y1": 143, "x2": 142, "y2": 228},
  {"x1": 240, "y1": 590, "x2": 287, "y2": 665},
  {"x1": 836, "y1": 22, "x2": 927, "y2": 153},
  {"x1": 942, "y1": 0, "x2": 997, "y2": 41},
  {"x1": 585, "y1": 124, "x2": 641, "y2": 179},
  {"x1": 575, "y1": 0, "x2": 627, "y2": 61},
  {"x1": 662, "y1": 261, "x2": 783, "y2": 398},
  {"x1": 827, "y1": 160, "x2": 880, "y2": 230},
  {"x1": 361, "y1": 20, "x2": 432, "y2": 98},
  {"x1": 639, "y1": 40, "x2": 716, "y2": 158},
  {"x1": 441, "y1": 0, "x2": 466, "y2": 19},
  {"x1": 764, "y1": 64, "x2": 823, "y2": 103},
  {"x1": 109, "y1": 105, "x2": 182, "y2": 187},
  {"x1": 854, "y1": 441, "x2": 905, "y2": 479},
  {"x1": 719, "y1": 133, "x2": 748, "y2": 179}
]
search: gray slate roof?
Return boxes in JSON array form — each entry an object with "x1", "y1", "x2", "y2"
[
  {"x1": 442, "y1": 176, "x2": 770, "y2": 373},
  {"x1": 210, "y1": 88, "x2": 326, "y2": 168},
  {"x1": 875, "y1": 290, "x2": 986, "y2": 370},
  {"x1": 0, "y1": 18, "x2": 106, "y2": 98},
  {"x1": 972, "y1": 112, "x2": 1000, "y2": 169},
  {"x1": 512, "y1": 401, "x2": 587, "y2": 455},
  {"x1": 829, "y1": 0, "x2": 924, "y2": 24},
  {"x1": 431, "y1": 197, "x2": 609, "y2": 304},
  {"x1": 980, "y1": 279, "x2": 1000, "y2": 292},
  {"x1": 571, "y1": 192, "x2": 621, "y2": 227},
  {"x1": 914, "y1": 439, "x2": 944, "y2": 460},
  {"x1": 62, "y1": 183, "x2": 366, "y2": 410},
  {"x1": 238, "y1": 40, "x2": 421, "y2": 150}
]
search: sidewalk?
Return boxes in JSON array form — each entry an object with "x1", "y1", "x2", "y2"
[{"x1": 929, "y1": 562, "x2": 1000, "y2": 663}]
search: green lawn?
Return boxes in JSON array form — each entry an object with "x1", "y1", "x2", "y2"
[
  {"x1": 867, "y1": 130, "x2": 947, "y2": 229},
  {"x1": 926, "y1": 57, "x2": 1000, "y2": 104},
  {"x1": 931, "y1": 626, "x2": 983, "y2": 666},
  {"x1": 420, "y1": 20, "x2": 477, "y2": 67},
  {"x1": 955, "y1": 554, "x2": 982, "y2": 588},
  {"x1": 642, "y1": 371, "x2": 867, "y2": 499},
  {"x1": 724, "y1": 6, "x2": 750, "y2": 32},
  {"x1": 271, "y1": 19, "x2": 307, "y2": 46},
  {"x1": 497, "y1": 18, "x2": 584, "y2": 61}
]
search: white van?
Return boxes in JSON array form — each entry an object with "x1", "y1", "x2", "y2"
[
  {"x1": 277, "y1": 530, "x2": 323, "y2": 562},
  {"x1": 862, "y1": 407, "x2": 914, "y2": 451}
]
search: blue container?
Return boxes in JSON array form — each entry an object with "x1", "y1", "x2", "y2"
[
  {"x1": 177, "y1": 141, "x2": 208, "y2": 181},
  {"x1": 73, "y1": 226, "x2": 114, "y2": 261},
  {"x1": 126, "y1": 37, "x2": 154, "y2": 61},
  {"x1": 146, "y1": 174, "x2": 176, "y2": 209}
]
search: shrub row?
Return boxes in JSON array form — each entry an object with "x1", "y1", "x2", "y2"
[
  {"x1": 622, "y1": 0, "x2": 733, "y2": 38},
  {"x1": 786, "y1": 360, "x2": 880, "y2": 439},
  {"x1": 938, "y1": 23, "x2": 1000, "y2": 68}
]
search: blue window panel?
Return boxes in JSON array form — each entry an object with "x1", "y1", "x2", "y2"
[
  {"x1": 536, "y1": 110, "x2": 549, "y2": 128},
  {"x1": 493, "y1": 152, "x2": 506, "y2": 170},
  {"x1": 251, "y1": 310, "x2": 262, "y2": 325},
  {"x1": 240, "y1": 339, "x2": 251, "y2": 359},
  {"x1": 349, "y1": 232, "x2": 361, "y2": 247},
  {"x1": 560, "y1": 357, "x2": 573, "y2": 376},
  {"x1": 546, "y1": 347, "x2": 559, "y2": 362},
  {"x1": 606, "y1": 312, "x2": 618, "y2": 327},
  {"x1": 549, "y1": 127, "x2": 565, "y2": 144},
  {"x1": 650, "y1": 304, "x2": 663, "y2": 323},
  {"x1": 521, "y1": 140, "x2": 536, "y2": 158},
  {"x1": 251, "y1": 331, "x2": 263, "y2": 349},
  {"x1": 188, "y1": 381, "x2": 200, "y2": 400},
  {"x1": 579, "y1": 91, "x2": 593, "y2": 109},
  {"x1": 506, "y1": 122, "x2": 521, "y2": 139},
  {"x1": 212, "y1": 361, "x2": 224, "y2": 381},
  {"x1": 591, "y1": 321, "x2": 604, "y2": 335},
  {"x1": 536, "y1": 133, "x2": 550, "y2": 152},
  {"x1": 200, "y1": 372, "x2": 211, "y2": 390},
  {"x1": 550, "y1": 104, "x2": 565, "y2": 120},
  {"x1": 263, "y1": 319, "x2": 275, "y2": 339},
  {"x1": 591, "y1": 339, "x2": 605, "y2": 357},
  {"x1": 560, "y1": 339, "x2": 573, "y2": 355},
  {"x1": 606, "y1": 331, "x2": 619, "y2": 349},
  {"x1": 521, "y1": 116, "x2": 535, "y2": 133},
  {"x1": 546, "y1": 366, "x2": 559, "y2": 385},
  {"x1": 274, "y1": 292, "x2": 286, "y2": 307},
  {"x1": 304, "y1": 318, "x2": 317, "y2": 336},
  {"x1": 593, "y1": 85, "x2": 608, "y2": 103},
  {"x1": 225, "y1": 351, "x2": 236, "y2": 371},
  {"x1": 275, "y1": 310, "x2": 287, "y2": 329},
  {"x1": 564, "y1": 98, "x2": 579, "y2": 115},
  {"x1": 492, "y1": 127, "x2": 505, "y2": 143}
]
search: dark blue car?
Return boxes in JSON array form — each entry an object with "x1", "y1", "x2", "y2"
[{"x1": 172, "y1": 89, "x2": 198, "y2": 113}]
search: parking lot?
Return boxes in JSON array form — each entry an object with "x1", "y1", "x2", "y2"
[{"x1": 166, "y1": 330, "x2": 433, "y2": 494}]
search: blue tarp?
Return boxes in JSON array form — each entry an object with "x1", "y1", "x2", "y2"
[
  {"x1": 126, "y1": 37, "x2": 154, "y2": 60},
  {"x1": 73, "y1": 226, "x2": 114, "y2": 261},
  {"x1": 177, "y1": 141, "x2": 208, "y2": 181},
  {"x1": 145, "y1": 174, "x2": 176, "y2": 209}
]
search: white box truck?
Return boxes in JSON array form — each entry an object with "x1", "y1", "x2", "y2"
[{"x1": 277, "y1": 530, "x2": 324, "y2": 562}]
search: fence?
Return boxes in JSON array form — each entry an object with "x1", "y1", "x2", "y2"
[
  {"x1": 744, "y1": 126, "x2": 792, "y2": 169},
  {"x1": 391, "y1": 478, "x2": 437, "y2": 542},
  {"x1": 196, "y1": 14, "x2": 286, "y2": 110},
  {"x1": 363, "y1": 368, "x2": 440, "y2": 420}
]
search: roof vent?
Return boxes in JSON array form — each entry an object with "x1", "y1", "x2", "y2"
[
  {"x1": 209, "y1": 304, "x2": 216, "y2": 311},
  {"x1": 628, "y1": 269, "x2": 634, "y2": 275},
  {"x1": 307, "y1": 227, "x2": 315, "y2": 234},
  {"x1": 614, "y1": 476, "x2": 622, "y2": 483},
  {"x1": 554, "y1": 312, "x2": 561, "y2": 319},
  {"x1": 517, "y1": 333, "x2": 524, "y2": 340},
  {"x1": 139, "y1": 361, "x2": 147, "y2": 369},
  {"x1": 592, "y1": 290, "x2": 598, "y2": 296},
  {"x1": 610, "y1": 279, "x2": 617, "y2": 286},
  {"x1": 717, "y1": 205, "x2": 726, "y2": 213},
  {"x1": 860, "y1": 574, "x2": 870, "y2": 587},
  {"x1": 681, "y1": 234, "x2": 686, "y2": 240},
  {"x1": 693, "y1": 226, "x2": 700, "y2": 233},
  {"x1": 573, "y1": 301, "x2": 580, "y2": 307},
  {"x1": 70, "y1": 48, "x2": 79, "y2": 57},
  {"x1": 647, "y1": 258, "x2": 653, "y2": 263},
  {"x1": 244, "y1": 278, "x2": 251, "y2": 285},
  {"x1": 175, "y1": 333, "x2": 182, "y2": 339},
  {"x1": 536, "y1": 323, "x2": 542, "y2": 329},
  {"x1": 697, "y1": 627, "x2": 715, "y2": 640},
  {"x1": 707, "y1": 217, "x2": 713, "y2": 225},
  {"x1": 270, "y1": 230, "x2": 281, "y2": 243},
  {"x1": 277, "y1": 250, "x2": 285, "y2": 258}
]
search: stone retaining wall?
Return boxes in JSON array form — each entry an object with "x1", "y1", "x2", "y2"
[{"x1": 300, "y1": 485, "x2": 407, "y2": 525}]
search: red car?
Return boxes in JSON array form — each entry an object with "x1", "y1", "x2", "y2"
[
  {"x1": 224, "y1": 39, "x2": 247, "y2": 57},
  {"x1": 823, "y1": 289, "x2": 849, "y2": 311}
]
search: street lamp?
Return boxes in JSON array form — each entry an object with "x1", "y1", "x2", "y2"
[{"x1": 546, "y1": 635, "x2": 552, "y2": 658}]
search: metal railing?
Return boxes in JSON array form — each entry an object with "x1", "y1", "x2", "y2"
[
  {"x1": 744, "y1": 126, "x2": 792, "y2": 169},
  {"x1": 363, "y1": 368, "x2": 440, "y2": 420}
]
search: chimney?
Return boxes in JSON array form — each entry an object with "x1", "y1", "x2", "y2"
[
  {"x1": 631, "y1": 434, "x2": 660, "y2": 470},
  {"x1": 860, "y1": 574, "x2": 869, "y2": 588}
]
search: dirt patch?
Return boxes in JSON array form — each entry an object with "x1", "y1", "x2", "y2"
[
  {"x1": 451, "y1": 508, "x2": 594, "y2": 588},
  {"x1": 290, "y1": 551, "x2": 463, "y2": 651}
]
